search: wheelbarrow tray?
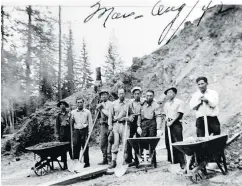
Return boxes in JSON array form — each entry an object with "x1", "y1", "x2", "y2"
[
  {"x1": 26, "y1": 142, "x2": 70, "y2": 158},
  {"x1": 172, "y1": 134, "x2": 228, "y2": 157},
  {"x1": 127, "y1": 137, "x2": 160, "y2": 150}
]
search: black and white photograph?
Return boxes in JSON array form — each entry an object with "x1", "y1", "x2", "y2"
[{"x1": 1, "y1": 0, "x2": 242, "y2": 185}]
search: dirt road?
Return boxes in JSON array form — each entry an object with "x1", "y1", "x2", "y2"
[{"x1": 1, "y1": 145, "x2": 242, "y2": 186}]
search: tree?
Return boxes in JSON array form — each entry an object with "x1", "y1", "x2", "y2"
[
  {"x1": 62, "y1": 27, "x2": 75, "y2": 98},
  {"x1": 80, "y1": 39, "x2": 93, "y2": 89},
  {"x1": 102, "y1": 41, "x2": 124, "y2": 80},
  {"x1": 58, "y1": 6, "x2": 62, "y2": 101}
]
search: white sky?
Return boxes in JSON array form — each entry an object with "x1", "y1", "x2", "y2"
[{"x1": 2, "y1": 0, "x2": 242, "y2": 74}]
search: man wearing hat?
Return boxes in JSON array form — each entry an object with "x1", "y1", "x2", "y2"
[
  {"x1": 56, "y1": 100, "x2": 71, "y2": 169},
  {"x1": 96, "y1": 89, "x2": 113, "y2": 165},
  {"x1": 163, "y1": 87, "x2": 185, "y2": 169},
  {"x1": 126, "y1": 86, "x2": 143, "y2": 166},
  {"x1": 70, "y1": 96, "x2": 92, "y2": 168}
]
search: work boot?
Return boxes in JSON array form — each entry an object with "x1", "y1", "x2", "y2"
[
  {"x1": 107, "y1": 154, "x2": 112, "y2": 164},
  {"x1": 98, "y1": 158, "x2": 108, "y2": 165},
  {"x1": 108, "y1": 160, "x2": 117, "y2": 169},
  {"x1": 84, "y1": 163, "x2": 90, "y2": 168}
]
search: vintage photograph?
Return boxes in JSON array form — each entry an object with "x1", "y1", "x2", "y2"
[{"x1": 1, "y1": 0, "x2": 242, "y2": 185}]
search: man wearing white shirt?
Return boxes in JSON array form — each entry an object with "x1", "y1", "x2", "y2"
[
  {"x1": 189, "y1": 77, "x2": 221, "y2": 137},
  {"x1": 164, "y1": 87, "x2": 185, "y2": 169}
]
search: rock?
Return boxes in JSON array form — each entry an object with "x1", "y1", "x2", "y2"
[
  {"x1": 239, "y1": 156, "x2": 242, "y2": 161},
  {"x1": 234, "y1": 159, "x2": 240, "y2": 164},
  {"x1": 16, "y1": 158, "x2": 20, "y2": 161},
  {"x1": 229, "y1": 162, "x2": 236, "y2": 169}
]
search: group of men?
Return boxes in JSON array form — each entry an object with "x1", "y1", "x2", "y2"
[{"x1": 56, "y1": 76, "x2": 221, "y2": 170}]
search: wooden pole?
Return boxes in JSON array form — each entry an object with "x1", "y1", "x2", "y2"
[
  {"x1": 58, "y1": 6, "x2": 62, "y2": 101},
  {"x1": 203, "y1": 101, "x2": 209, "y2": 137}
]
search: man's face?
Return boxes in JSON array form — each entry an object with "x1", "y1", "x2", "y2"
[
  {"x1": 167, "y1": 90, "x2": 176, "y2": 100},
  {"x1": 101, "y1": 93, "x2": 108, "y2": 102},
  {"x1": 133, "y1": 90, "x2": 141, "y2": 101},
  {"x1": 60, "y1": 103, "x2": 66, "y2": 111},
  {"x1": 197, "y1": 80, "x2": 207, "y2": 93},
  {"x1": 118, "y1": 89, "x2": 125, "y2": 101},
  {"x1": 76, "y1": 99, "x2": 84, "y2": 110},
  {"x1": 146, "y1": 92, "x2": 154, "y2": 102}
]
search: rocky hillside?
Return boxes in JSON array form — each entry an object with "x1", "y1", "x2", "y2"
[{"x1": 130, "y1": 5, "x2": 242, "y2": 137}]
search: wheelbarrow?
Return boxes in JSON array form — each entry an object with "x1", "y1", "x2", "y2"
[
  {"x1": 127, "y1": 137, "x2": 160, "y2": 172},
  {"x1": 173, "y1": 134, "x2": 228, "y2": 183},
  {"x1": 26, "y1": 141, "x2": 70, "y2": 176}
]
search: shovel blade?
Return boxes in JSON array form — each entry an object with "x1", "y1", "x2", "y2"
[
  {"x1": 73, "y1": 162, "x2": 85, "y2": 173},
  {"x1": 67, "y1": 159, "x2": 76, "y2": 173},
  {"x1": 168, "y1": 163, "x2": 181, "y2": 174},
  {"x1": 114, "y1": 164, "x2": 129, "y2": 177}
]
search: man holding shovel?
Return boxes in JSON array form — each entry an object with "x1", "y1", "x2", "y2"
[
  {"x1": 126, "y1": 86, "x2": 144, "y2": 166},
  {"x1": 56, "y1": 100, "x2": 71, "y2": 169},
  {"x1": 70, "y1": 96, "x2": 93, "y2": 168},
  {"x1": 108, "y1": 88, "x2": 131, "y2": 169},
  {"x1": 163, "y1": 87, "x2": 186, "y2": 169},
  {"x1": 189, "y1": 77, "x2": 221, "y2": 137},
  {"x1": 96, "y1": 89, "x2": 113, "y2": 165}
]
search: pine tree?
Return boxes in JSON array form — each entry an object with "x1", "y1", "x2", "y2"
[
  {"x1": 102, "y1": 41, "x2": 123, "y2": 80},
  {"x1": 80, "y1": 39, "x2": 93, "y2": 89},
  {"x1": 62, "y1": 27, "x2": 75, "y2": 98}
]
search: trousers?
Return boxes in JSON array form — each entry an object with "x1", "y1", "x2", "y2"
[
  {"x1": 100, "y1": 123, "x2": 112, "y2": 159},
  {"x1": 165, "y1": 121, "x2": 185, "y2": 165},
  {"x1": 196, "y1": 116, "x2": 221, "y2": 137},
  {"x1": 111, "y1": 121, "x2": 130, "y2": 161},
  {"x1": 73, "y1": 127, "x2": 89, "y2": 164},
  {"x1": 59, "y1": 126, "x2": 72, "y2": 161}
]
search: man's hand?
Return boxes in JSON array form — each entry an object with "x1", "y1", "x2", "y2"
[
  {"x1": 157, "y1": 129, "x2": 163, "y2": 137},
  {"x1": 137, "y1": 127, "x2": 142, "y2": 136},
  {"x1": 200, "y1": 96, "x2": 208, "y2": 103},
  {"x1": 96, "y1": 103, "x2": 104, "y2": 110},
  {"x1": 166, "y1": 120, "x2": 173, "y2": 127},
  {"x1": 128, "y1": 115, "x2": 135, "y2": 122},
  {"x1": 108, "y1": 125, "x2": 113, "y2": 131}
]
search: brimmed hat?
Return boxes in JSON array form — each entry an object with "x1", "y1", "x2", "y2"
[
  {"x1": 131, "y1": 86, "x2": 142, "y2": 94},
  {"x1": 99, "y1": 89, "x2": 110, "y2": 96},
  {"x1": 164, "y1": 87, "x2": 177, "y2": 95},
  {"x1": 57, "y1": 100, "x2": 69, "y2": 108}
]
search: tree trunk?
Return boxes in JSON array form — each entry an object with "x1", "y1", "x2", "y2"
[
  {"x1": 94, "y1": 67, "x2": 102, "y2": 93},
  {"x1": 58, "y1": 6, "x2": 62, "y2": 101},
  {"x1": 25, "y1": 6, "x2": 32, "y2": 115}
]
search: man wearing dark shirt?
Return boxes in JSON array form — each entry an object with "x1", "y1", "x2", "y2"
[{"x1": 56, "y1": 100, "x2": 71, "y2": 169}]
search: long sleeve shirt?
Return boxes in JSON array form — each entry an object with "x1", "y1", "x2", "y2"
[
  {"x1": 108, "y1": 99, "x2": 130, "y2": 126},
  {"x1": 99, "y1": 100, "x2": 113, "y2": 124},
  {"x1": 141, "y1": 101, "x2": 162, "y2": 130},
  {"x1": 163, "y1": 98, "x2": 185, "y2": 120},
  {"x1": 189, "y1": 89, "x2": 219, "y2": 118},
  {"x1": 70, "y1": 108, "x2": 93, "y2": 130},
  {"x1": 56, "y1": 111, "x2": 70, "y2": 134}
]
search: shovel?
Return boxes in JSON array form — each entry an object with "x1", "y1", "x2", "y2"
[
  {"x1": 68, "y1": 110, "x2": 100, "y2": 173},
  {"x1": 203, "y1": 101, "x2": 209, "y2": 137},
  {"x1": 167, "y1": 123, "x2": 181, "y2": 173},
  {"x1": 114, "y1": 106, "x2": 130, "y2": 177},
  {"x1": 67, "y1": 112, "x2": 75, "y2": 172}
]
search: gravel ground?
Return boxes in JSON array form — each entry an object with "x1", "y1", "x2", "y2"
[{"x1": 2, "y1": 144, "x2": 242, "y2": 186}]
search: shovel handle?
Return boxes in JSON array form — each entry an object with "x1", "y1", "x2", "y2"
[
  {"x1": 121, "y1": 105, "x2": 130, "y2": 163},
  {"x1": 203, "y1": 101, "x2": 209, "y2": 137},
  {"x1": 79, "y1": 110, "x2": 100, "y2": 162},
  {"x1": 70, "y1": 114, "x2": 74, "y2": 160},
  {"x1": 167, "y1": 125, "x2": 174, "y2": 164}
]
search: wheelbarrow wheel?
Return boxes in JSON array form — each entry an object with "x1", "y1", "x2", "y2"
[
  {"x1": 189, "y1": 169, "x2": 205, "y2": 184},
  {"x1": 33, "y1": 160, "x2": 51, "y2": 176}
]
